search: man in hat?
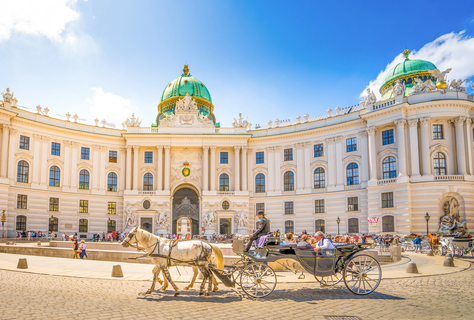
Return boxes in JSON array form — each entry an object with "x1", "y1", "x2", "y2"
[{"x1": 244, "y1": 211, "x2": 270, "y2": 252}]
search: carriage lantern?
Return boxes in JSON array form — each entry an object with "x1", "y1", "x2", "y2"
[
  {"x1": 336, "y1": 216, "x2": 341, "y2": 235},
  {"x1": 424, "y1": 212, "x2": 430, "y2": 234}
]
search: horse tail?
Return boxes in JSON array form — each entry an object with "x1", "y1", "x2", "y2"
[{"x1": 209, "y1": 243, "x2": 224, "y2": 271}]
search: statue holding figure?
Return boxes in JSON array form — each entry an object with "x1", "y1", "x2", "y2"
[
  {"x1": 156, "y1": 209, "x2": 169, "y2": 228},
  {"x1": 360, "y1": 88, "x2": 377, "y2": 107},
  {"x1": 438, "y1": 197, "x2": 469, "y2": 234},
  {"x1": 124, "y1": 205, "x2": 137, "y2": 228},
  {"x1": 449, "y1": 78, "x2": 468, "y2": 92},
  {"x1": 392, "y1": 80, "x2": 406, "y2": 97},
  {"x1": 428, "y1": 68, "x2": 452, "y2": 89},
  {"x1": 203, "y1": 210, "x2": 216, "y2": 228},
  {"x1": 235, "y1": 211, "x2": 249, "y2": 228}
]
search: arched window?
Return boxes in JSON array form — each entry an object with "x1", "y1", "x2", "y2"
[
  {"x1": 433, "y1": 152, "x2": 447, "y2": 176},
  {"x1": 107, "y1": 172, "x2": 117, "y2": 192},
  {"x1": 79, "y1": 219, "x2": 88, "y2": 233},
  {"x1": 49, "y1": 166, "x2": 60, "y2": 187},
  {"x1": 348, "y1": 218, "x2": 359, "y2": 234},
  {"x1": 315, "y1": 219, "x2": 325, "y2": 233},
  {"x1": 346, "y1": 163, "x2": 359, "y2": 185},
  {"x1": 79, "y1": 170, "x2": 90, "y2": 190},
  {"x1": 283, "y1": 171, "x2": 294, "y2": 191},
  {"x1": 107, "y1": 219, "x2": 116, "y2": 232},
  {"x1": 255, "y1": 173, "x2": 265, "y2": 193},
  {"x1": 382, "y1": 215, "x2": 395, "y2": 233},
  {"x1": 382, "y1": 156, "x2": 397, "y2": 179},
  {"x1": 16, "y1": 215, "x2": 26, "y2": 231},
  {"x1": 17, "y1": 160, "x2": 29, "y2": 183},
  {"x1": 49, "y1": 217, "x2": 58, "y2": 232},
  {"x1": 314, "y1": 167, "x2": 325, "y2": 188},
  {"x1": 143, "y1": 173, "x2": 153, "y2": 191},
  {"x1": 219, "y1": 173, "x2": 229, "y2": 191},
  {"x1": 285, "y1": 220, "x2": 294, "y2": 234}
]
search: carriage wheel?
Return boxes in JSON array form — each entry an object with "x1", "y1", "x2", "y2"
[
  {"x1": 470, "y1": 249, "x2": 474, "y2": 257},
  {"x1": 230, "y1": 259, "x2": 249, "y2": 286},
  {"x1": 240, "y1": 263, "x2": 277, "y2": 298},
  {"x1": 314, "y1": 271, "x2": 343, "y2": 286},
  {"x1": 343, "y1": 254, "x2": 381, "y2": 295},
  {"x1": 454, "y1": 246, "x2": 464, "y2": 257}
]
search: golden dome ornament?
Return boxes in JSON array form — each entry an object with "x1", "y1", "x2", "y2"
[{"x1": 182, "y1": 162, "x2": 191, "y2": 177}]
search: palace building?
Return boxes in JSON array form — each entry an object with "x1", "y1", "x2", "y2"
[{"x1": 1, "y1": 53, "x2": 473, "y2": 238}]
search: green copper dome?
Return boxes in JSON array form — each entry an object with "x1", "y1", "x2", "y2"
[{"x1": 160, "y1": 65, "x2": 212, "y2": 103}]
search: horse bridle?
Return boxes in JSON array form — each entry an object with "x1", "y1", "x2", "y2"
[{"x1": 122, "y1": 231, "x2": 138, "y2": 248}]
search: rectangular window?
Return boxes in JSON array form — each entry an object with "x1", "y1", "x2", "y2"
[
  {"x1": 49, "y1": 198, "x2": 59, "y2": 212},
  {"x1": 314, "y1": 144, "x2": 323, "y2": 157},
  {"x1": 79, "y1": 200, "x2": 89, "y2": 213},
  {"x1": 315, "y1": 199, "x2": 325, "y2": 213},
  {"x1": 285, "y1": 220, "x2": 294, "y2": 234},
  {"x1": 79, "y1": 219, "x2": 88, "y2": 233},
  {"x1": 17, "y1": 194, "x2": 27, "y2": 209},
  {"x1": 346, "y1": 138, "x2": 357, "y2": 152},
  {"x1": 144, "y1": 151, "x2": 153, "y2": 163},
  {"x1": 109, "y1": 151, "x2": 117, "y2": 163},
  {"x1": 81, "y1": 147, "x2": 90, "y2": 160},
  {"x1": 284, "y1": 201, "x2": 294, "y2": 215},
  {"x1": 382, "y1": 129, "x2": 394, "y2": 145},
  {"x1": 108, "y1": 202, "x2": 117, "y2": 215},
  {"x1": 51, "y1": 142, "x2": 61, "y2": 156},
  {"x1": 19, "y1": 136, "x2": 30, "y2": 150},
  {"x1": 256, "y1": 203, "x2": 265, "y2": 215},
  {"x1": 256, "y1": 152, "x2": 264, "y2": 164},
  {"x1": 220, "y1": 152, "x2": 228, "y2": 164},
  {"x1": 382, "y1": 192, "x2": 394, "y2": 208},
  {"x1": 284, "y1": 148, "x2": 293, "y2": 161},
  {"x1": 433, "y1": 124, "x2": 444, "y2": 140},
  {"x1": 348, "y1": 197, "x2": 358, "y2": 212}
]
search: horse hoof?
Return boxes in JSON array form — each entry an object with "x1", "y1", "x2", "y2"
[
  {"x1": 204, "y1": 292, "x2": 210, "y2": 297},
  {"x1": 183, "y1": 286, "x2": 189, "y2": 290},
  {"x1": 213, "y1": 288, "x2": 218, "y2": 292},
  {"x1": 174, "y1": 292, "x2": 180, "y2": 297},
  {"x1": 145, "y1": 290, "x2": 152, "y2": 295},
  {"x1": 199, "y1": 292, "x2": 204, "y2": 296}
]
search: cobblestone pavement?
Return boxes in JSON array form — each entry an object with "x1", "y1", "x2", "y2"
[{"x1": 1, "y1": 263, "x2": 473, "y2": 320}]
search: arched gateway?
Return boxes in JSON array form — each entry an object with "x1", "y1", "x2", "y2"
[{"x1": 172, "y1": 187, "x2": 199, "y2": 237}]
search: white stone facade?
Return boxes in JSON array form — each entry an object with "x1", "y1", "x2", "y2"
[{"x1": 1, "y1": 89, "x2": 473, "y2": 238}]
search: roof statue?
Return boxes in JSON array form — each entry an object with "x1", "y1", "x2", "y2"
[
  {"x1": 471, "y1": 80, "x2": 474, "y2": 92},
  {"x1": 175, "y1": 93, "x2": 198, "y2": 112},
  {"x1": 392, "y1": 80, "x2": 406, "y2": 97},
  {"x1": 1, "y1": 87, "x2": 18, "y2": 106},
  {"x1": 449, "y1": 78, "x2": 468, "y2": 92},
  {"x1": 124, "y1": 113, "x2": 142, "y2": 127},
  {"x1": 411, "y1": 78, "x2": 436, "y2": 94},
  {"x1": 360, "y1": 88, "x2": 377, "y2": 107},
  {"x1": 232, "y1": 113, "x2": 249, "y2": 128},
  {"x1": 428, "y1": 68, "x2": 452, "y2": 89},
  {"x1": 160, "y1": 93, "x2": 214, "y2": 128}
]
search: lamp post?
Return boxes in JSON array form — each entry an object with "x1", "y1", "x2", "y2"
[
  {"x1": 1, "y1": 210, "x2": 6, "y2": 238},
  {"x1": 424, "y1": 212, "x2": 430, "y2": 235},
  {"x1": 49, "y1": 215, "x2": 55, "y2": 233},
  {"x1": 336, "y1": 216, "x2": 341, "y2": 235}
]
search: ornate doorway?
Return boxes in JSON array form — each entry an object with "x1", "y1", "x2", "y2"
[
  {"x1": 141, "y1": 217, "x2": 153, "y2": 233},
  {"x1": 172, "y1": 187, "x2": 199, "y2": 236},
  {"x1": 219, "y1": 218, "x2": 232, "y2": 235}
]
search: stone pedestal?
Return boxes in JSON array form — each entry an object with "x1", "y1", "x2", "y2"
[
  {"x1": 156, "y1": 228, "x2": 168, "y2": 236},
  {"x1": 204, "y1": 226, "x2": 216, "y2": 237},
  {"x1": 237, "y1": 226, "x2": 249, "y2": 235}
]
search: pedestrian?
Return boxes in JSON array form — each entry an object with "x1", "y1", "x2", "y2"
[
  {"x1": 73, "y1": 239, "x2": 79, "y2": 259},
  {"x1": 62, "y1": 232, "x2": 67, "y2": 241},
  {"x1": 79, "y1": 240, "x2": 87, "y2": 259},
  {"x1": 413, "y1": 235, "x2": 422, "y2": 253},
  {"x1": 102, "y1": 232, "x2": 105, "y2": 242}
]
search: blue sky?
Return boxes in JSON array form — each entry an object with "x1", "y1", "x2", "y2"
[{"x1": 1, "y1": 0, "x2": 474, "y2": 128}]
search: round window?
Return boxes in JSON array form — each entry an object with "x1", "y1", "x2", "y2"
[
  {"x1": 143, "y1": 200, "x2": 151, "y2": 210},
  {"x1": 222, "y1": 201, "x2": 230, "y2": 210}
]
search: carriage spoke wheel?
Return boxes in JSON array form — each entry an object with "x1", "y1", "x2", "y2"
[
  {"x1": 343, "y1": 254, "x2": 381, "y2": 295},
  {"x1": 240, "y1": 263, "x2": 277, "y2": 298},
  {"x1": 230, "y1": 259, "x2": 249, "y2": 286},
  {"x1": 314, "y1": 271, "x2": 343, "y2": 286}
]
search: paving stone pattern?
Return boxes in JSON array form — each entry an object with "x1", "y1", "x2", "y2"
[{"x1": 0, "y1": 264, "x2": 473, "y2": 320}]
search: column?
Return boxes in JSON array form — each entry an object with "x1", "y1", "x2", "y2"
[
  {"x1": 119, "y1": 148, "x2": 126, "y2": 192},
  {"x1": 92, "y1": 145, "x2": 100, "y2": 190},
  {"x1": 0, "y1": 125, "x2": 10, "y2": 178},
  {"x1": 419, "y1": 117, "x2": 431, "y2": 176},
  {"x1": 326, "y1": 138, "x2": 335, "y2": 187},
  {"x1": 394, "y1": 119, "x2": 407, "y2": 176},
  {"x1": 455, "y1": 116, "x2": 467, "y2": 175},
  {"x1": 32, "y1": 134, "x2": 41, "y2": 184},
  {"x1": 367, "y1": 126, "x2": 378, "y2": 180},
  {"x1": 358, "y1": 131, "x2": 369, "y2": 182},
  {"x1": 296, "y1": 143, "x2": 304, "y2": 191},
  {"x1": 241, "y1": 147, "x2": 247, "y2": 192},
  {"x1": 303, "y1": 142, "x2": 312, "y2": 190},
  {"x1": 202, "y1": 146, "x2": 209, "y2": 191},
  {"x1": 70, "y1": 142, "x2": 79, "y2": 188},
  {"x1": 126, "y1": 145, "x2": 132, "y2": 190},
  {"x1": 164, "y1": 146, "x2": 170, "y2": 191},
  {"x1": 40, "y1": 137, "x2": 49, "y2": 185},
  {"x1": 234, "y1": 146, "x2": 240, "y2": 191},
  {"x1": 466, "y1": 118, "x2": 473, "y2": 175},
  {"x1": 156, "y1": 146, "x2": 163, "y2": 191},
  {"x1": 99, "y1": 146, "x2": 107, "y2": 190},
  {"x1": 7, "y1": 129, "x2": 18, "y2": 180},
  {"x1": 334, "y1": 137, "x2": 343, "y2": 185},
  {"x1": 408, "y1": 119, "x2": 420, "y2": 176},
  {"x1": 267, "y1": 147, "x2": 274, "y2": 192},
  {"x1": 133, "y1": 145, "x2": 139, "y2": 190},
  {"x1": 274, "y1": 146, "x2": 281, "y2": 192},
  {"x1": 63, "y1": 141, "x2": 71, "y2": 187},
  {"x1": 210, "y1": 146, "x2": 216, "y2": 191}
]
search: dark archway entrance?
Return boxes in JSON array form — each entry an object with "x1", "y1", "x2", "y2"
[{"x1": 172, "y1": 187, "x2": 199, "y2": 237}]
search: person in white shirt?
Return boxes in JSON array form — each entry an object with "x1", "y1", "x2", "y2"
[{"x1": 313, "y1": 231, "x2": 335, "y2": 252}]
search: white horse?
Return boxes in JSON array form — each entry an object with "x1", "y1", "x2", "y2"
[{"x1": 122, "y1": 227, "x2": 224, "y2": 296}]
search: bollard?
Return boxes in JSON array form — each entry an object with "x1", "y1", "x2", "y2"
[
  {"x1": 443, "y1": 256, "x2": 455, "y2": 267},
  {"x1": 17, "y1": 258, "x2": 28, "y2": 269},
  {"x1": 111, "y1": 264, "x2": 123, "y2": 277},
  {"x1": 426, "y1": 250, "x2": 434, "y2": 256},
  {"x1": 406, "y1": 262, "x2": 419, "y2": 274},
  {"x1": 37, "y1": 241, "x2": 41, "y2": 246}
]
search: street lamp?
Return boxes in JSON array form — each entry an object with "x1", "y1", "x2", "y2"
[
  {"x1": 336, "y1": 216, "x2": 341, "y2": 235},
  {"x1": 49, "y1": 215, "x2": 55, "y2": 233},
  {"x1": 424, "y1": 212, "x2": 430, "y2": 235},
  {"x1": 1, "y1": 210, "x2": 6, "y2": 238}
]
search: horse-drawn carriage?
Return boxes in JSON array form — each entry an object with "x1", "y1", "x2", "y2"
[
  {"x1": 211, "y1": 238, "x2": 382, "y2": 298},
  {"x1": 437, "y1": 236, "x2": 474, "y2": 257}
]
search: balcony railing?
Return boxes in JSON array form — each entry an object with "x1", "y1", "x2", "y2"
[
  {"x1": 139, "y1": 191, "x2": 156, "y2": 196},
  {"x1": 282, "y1": 190, "x2": 296, "y2": 195},
  {"x1": 47, "y1": 186, "x2": 62, "y2": 192},
  {"x1": 344, "y1": 184, "x2": 361, "y2": 190},
  {"x1": 312, "y1": 187, "x2": 327, "y2": 193},
  {"x1": 372, "y1": 98, "x2": 395, "y2": 111},
  {"x1": 434, "y1": 175, "x2": 464, "y2": 181},
  {"x1": 217, "y1": 191, "x2": 235, "y2": 196},
  {"x1": 377, "y1": 178, "x2": 397, "y2": 185},
  {"x1": 14, "y1": 182, "x2": 31, "y2": 188}
]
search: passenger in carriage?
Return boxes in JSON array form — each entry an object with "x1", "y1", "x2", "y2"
[
  {"x1": 244, "y1": 211, "x2": 270, "y2": 252},
  {"x1": 312, "y1": 231, "x2": 335, "y2": 252},
  {"x1": 296, "y1": 234, "x2": 313, "y2": 249}
]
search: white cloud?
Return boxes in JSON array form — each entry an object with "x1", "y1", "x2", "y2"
[
  {"x1": 88, "y1": 88, "x2": 138, "y2": 126},
  {"x1": 362, "y1": 31, "x2": 474, "y2": 99},
  {"x1": 0, "y1": 0, "x2": 80, "y2": 42}
]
